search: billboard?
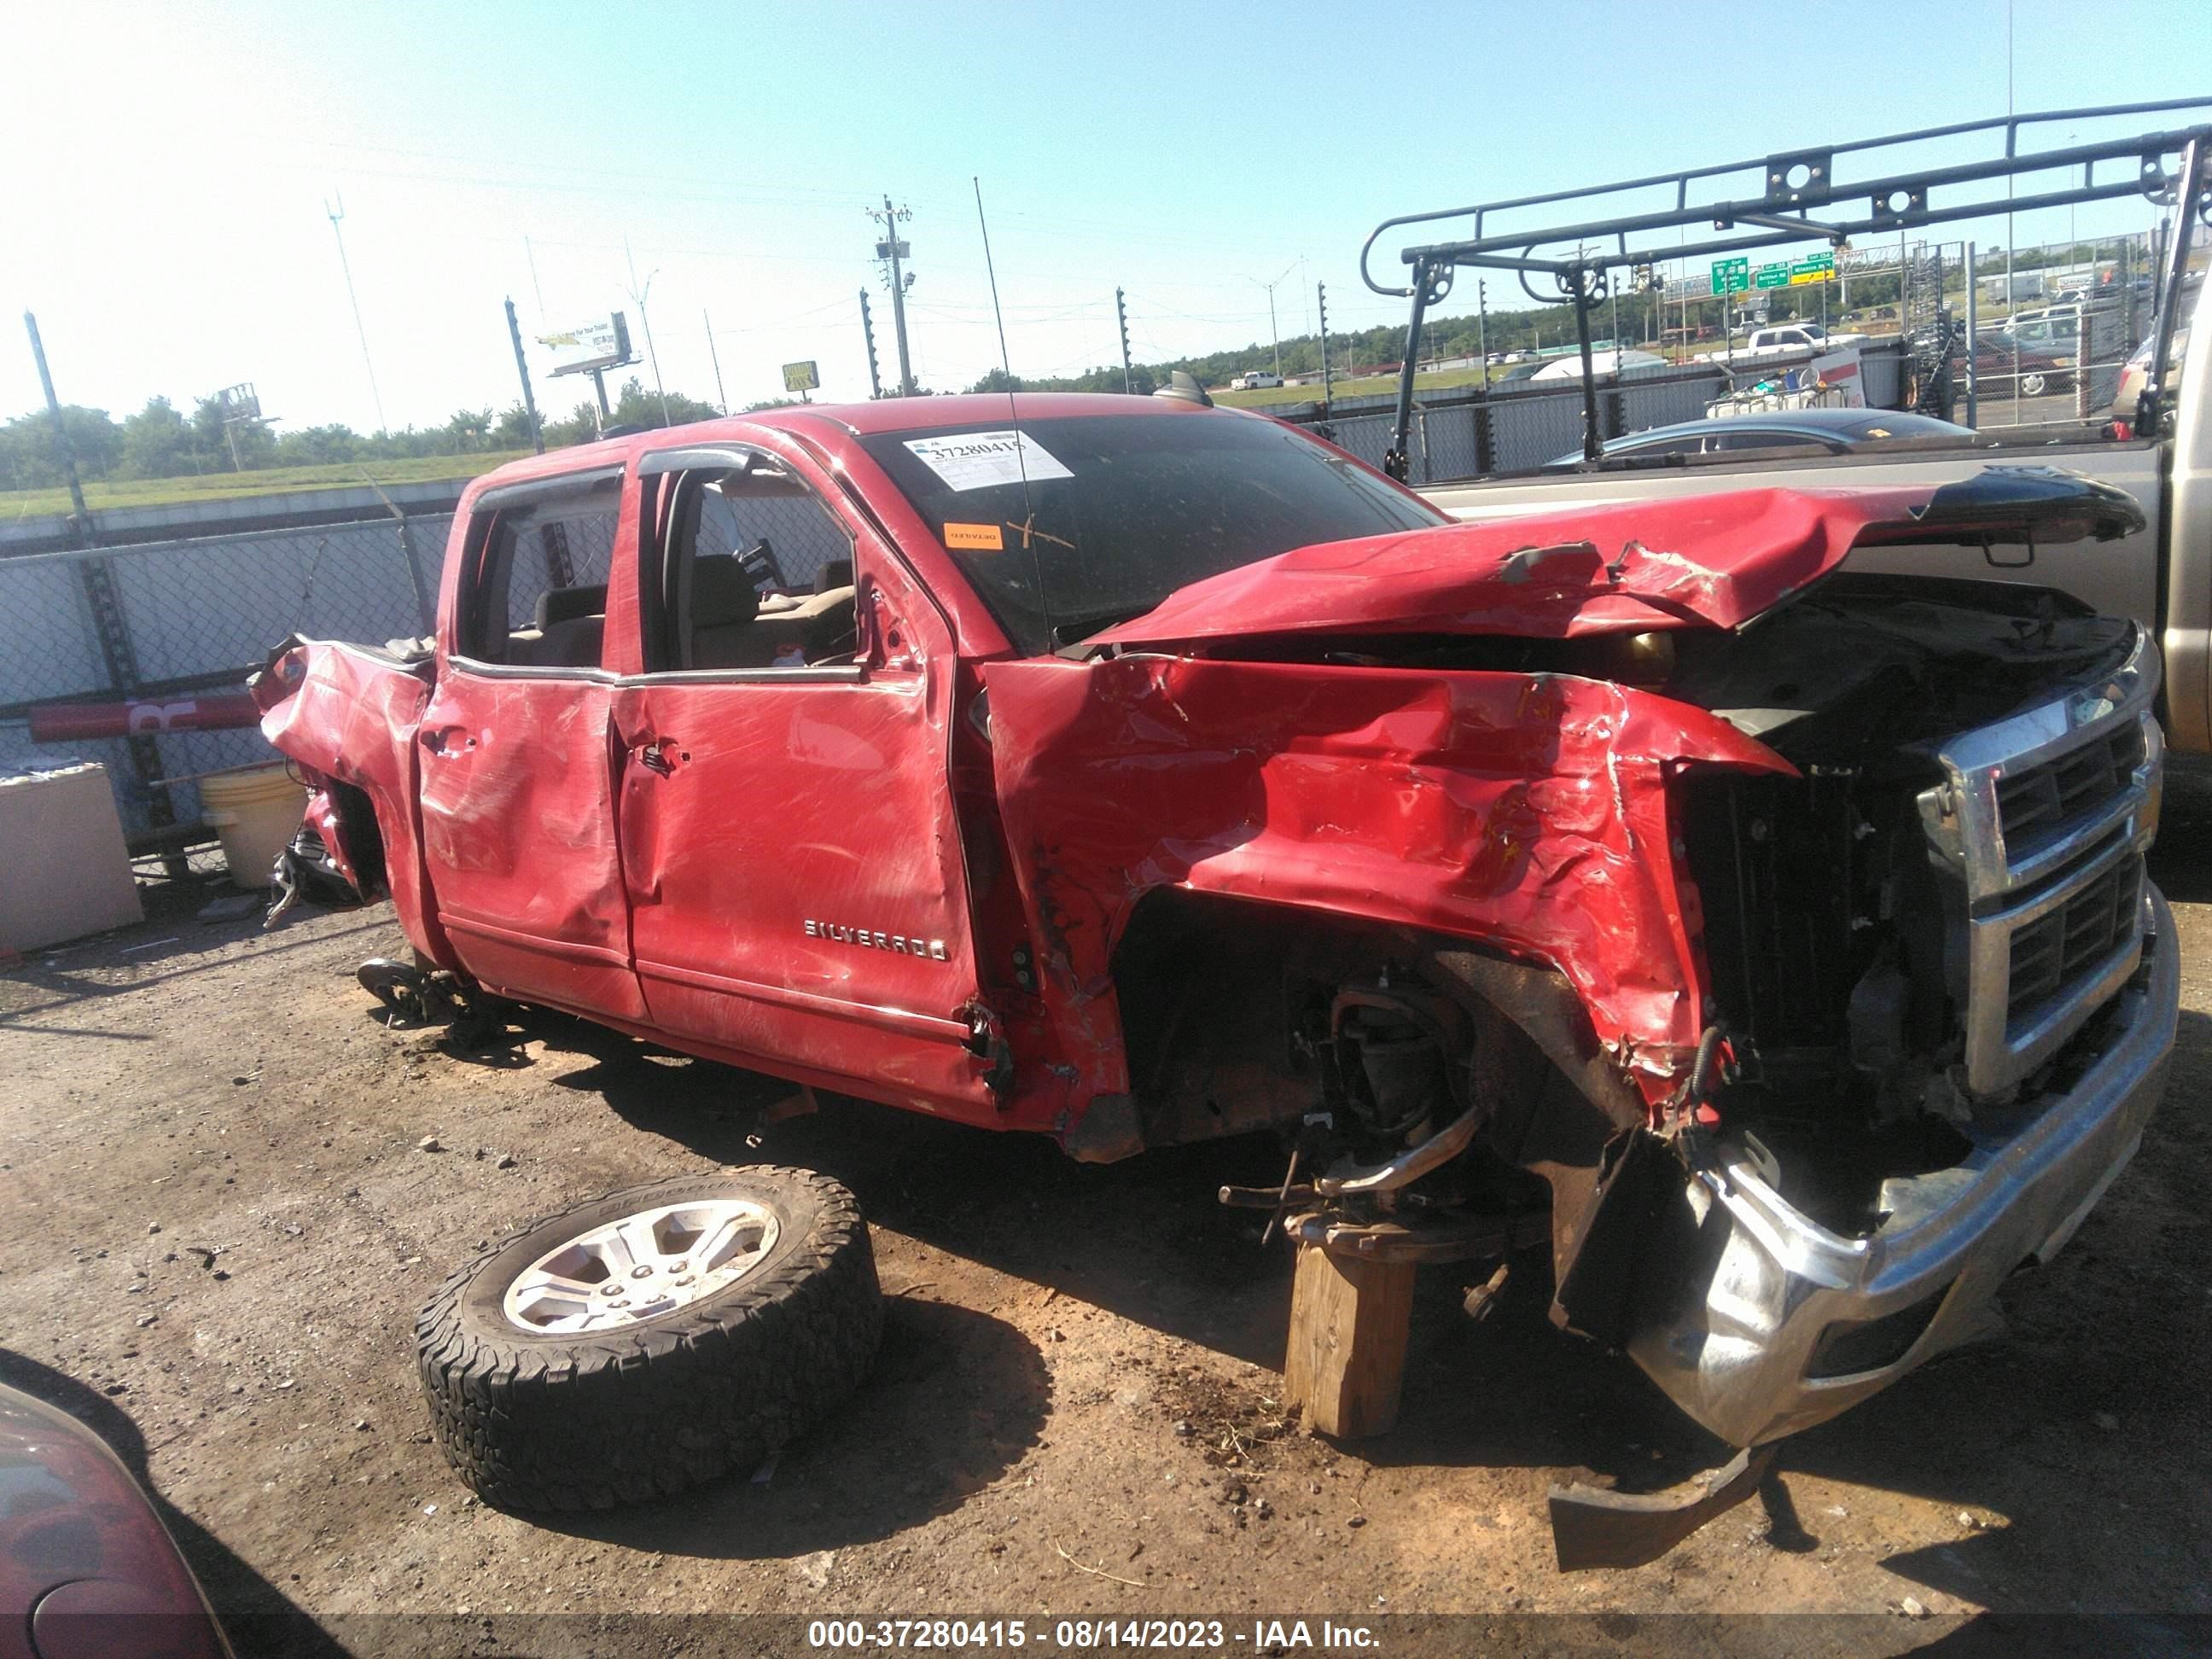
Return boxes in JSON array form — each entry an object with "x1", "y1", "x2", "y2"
[
  {"x1": 782, "y1": 360, "x2": 821, "y2": 393},
  {"x1": 538, "y1": 313, "x2": 633, "y2": 376}
]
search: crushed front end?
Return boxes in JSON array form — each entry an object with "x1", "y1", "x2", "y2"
[
  {"x1": 1636, "y1": 582, "x2": 2174, "y2": 1447},
  {"x1": 994, "y1": 476, "x2": 2178, "y2": 1467}
]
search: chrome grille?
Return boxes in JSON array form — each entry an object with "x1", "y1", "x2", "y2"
[
  {"x1": 2005, "y1": 852, "x2": 2144, "y2": 1023},
  {"x1": 1994, "y1": 722, "x2": 2147, "y2": 847},
  {"x1": 1915, "y1": 626, "x2": 2162, "y2": 1097}
]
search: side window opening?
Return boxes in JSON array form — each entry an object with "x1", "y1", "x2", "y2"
[
  {"x1": 644, "y1": 456, "x2": 859, "y2": 673},
  {"x1": 456, "y1": 474, "x2": 622, "y2": 667}
]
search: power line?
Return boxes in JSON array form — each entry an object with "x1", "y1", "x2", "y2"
[
  {"x1": 323, "y1": 193, "x2": 387, "y2": 435},
  {"x1": 622, "y1": 241, "x2": 671, "y2": 426}
]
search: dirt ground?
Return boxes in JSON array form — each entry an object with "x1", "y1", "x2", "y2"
[{"x1": 3, "y1": 769, "x2": 2209, "y2": 1657}]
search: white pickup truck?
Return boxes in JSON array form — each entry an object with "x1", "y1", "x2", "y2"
[
  {"x1": 1419, "y1": 268, "x2": 2210, "y2": 752},
  {"x1": 1736, "y1": 322, "x2": 1870, "y2": 354}
]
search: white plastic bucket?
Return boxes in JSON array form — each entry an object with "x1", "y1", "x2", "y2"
[{"x1": 200, "y1": 763, "x2": 306, "y2": 888}]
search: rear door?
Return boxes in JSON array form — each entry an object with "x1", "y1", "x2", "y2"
[
  {"x1": 415, "y1": 465, "x2": 647, "y2": 1020},
  {"x1": 608, "y1": 441, "x2": 996, "y2": 1113}
]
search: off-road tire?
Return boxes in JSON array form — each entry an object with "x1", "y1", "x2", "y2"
[{"x1": 415, "y1": 1167, "x2": 882, "y2": 1512}]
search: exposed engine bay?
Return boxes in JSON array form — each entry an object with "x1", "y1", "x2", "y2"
[{"x1": 1132, "y1": 572, "x2": 2140, "y2": 1230}]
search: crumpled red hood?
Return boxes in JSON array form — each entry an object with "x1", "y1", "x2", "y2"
[{"x1": 1094, "y1": 485, "x2": 1945, "y2": 646}]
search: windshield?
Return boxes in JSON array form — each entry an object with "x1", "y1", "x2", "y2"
[{"x1": 859, "y1": 414, "x2": 1446, "y2": 653}]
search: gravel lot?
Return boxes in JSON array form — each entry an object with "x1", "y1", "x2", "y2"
[{"x1": 3, "y1": 766, "x2": 2207, "y2": 1656}]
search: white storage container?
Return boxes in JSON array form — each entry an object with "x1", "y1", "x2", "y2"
[{"x1": 0, "y1": 763, "x2": 144, "y2": 951}]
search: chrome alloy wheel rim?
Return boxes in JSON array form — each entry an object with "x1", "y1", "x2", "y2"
[{"x1": 501, "y1": 1198, "x2": 780, "y2": 1333}]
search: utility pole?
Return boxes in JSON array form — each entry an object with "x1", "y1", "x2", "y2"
[
  {"x1": 24, "y1": 312, "x2": 90, "y2": 543},
  {"x1": 1316, "y1": 282, "x2": 1332, "y2": 416},
  {"x1": 623, "y1": 242, "x2": 671, "y2": 426},
  {"x1": 1249, "y1": 259, "x2": 1295, "y2": 380},
  {"x1": 703, "y1": 309, "x2": 729, "y2": 415},
  {"x1": 859, "y1": 288, "x2": 883, "y2": 399},
  {"x1": 1476, "y1": 280, "x2": 1490, "y2": 389},
  {"x1": 323, "y1": 194, "x2": 387, "y2": 435},
  {"x1": 1115, "y1": 287, "x2": 1133, "y2": 393},
  {"x1": 870, "y1": 197, "x2": 917, "y2": 396},
  {"x1": 504, "y1": 299, "x2": 544, "y2": 455}
]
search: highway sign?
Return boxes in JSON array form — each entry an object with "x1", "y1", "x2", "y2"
[
  {"x1": 1710, "y1": 256, "x2": 1750, "y2": 294},
  {"x1": 1753, "y1": 262, "x2": 1791, "y2": 290},
  {"x1": 1789, "y1": 251, "x2": 1837, "y2": 286}
]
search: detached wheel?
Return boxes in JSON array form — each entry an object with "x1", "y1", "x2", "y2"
[{"x1": 416, "y1": 1167, "x2": 881, "y2": 1512}]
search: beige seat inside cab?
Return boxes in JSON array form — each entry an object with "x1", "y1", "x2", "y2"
[
  {"x1": 509, "y1": 582, "x2": 607, "y2": 668},
  {"x1": 687, "y1": 556, "x2": 855, "y2": 670}
]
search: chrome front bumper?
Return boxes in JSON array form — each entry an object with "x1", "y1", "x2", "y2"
[{"x1": 1627, "y1": 885, "x2": 2179, "y2": 1449}]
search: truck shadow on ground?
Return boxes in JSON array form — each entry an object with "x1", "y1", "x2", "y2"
[
  {"x1": 515, "y1": 1009, "x2": 1301, "y2": 1370},
  {"x1": 475, "y1": 998, "x2": 2211, "y2": 1605},
  {"x1": 539, "y1": 1294, "x2": 1053, "y2": 1563},
  {"x1": 1752, "y1": 1003, "x2": 2212, "y2": 1615},
  {"x1": 0, "y1": 1350, "x2": 347, "y2": 1659},
  {"x1": 0, "y1": 912, "x2": 388, "y2": 1025},
  {"x1": 528, "y1": 1016, "x2": 1762, "y2": 1497}
]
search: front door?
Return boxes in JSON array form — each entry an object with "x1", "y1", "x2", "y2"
[
  {"x1": 608, "y1": 443, "x2": 994, "y2": 1114},
  {"x1": 416, "y1": 464, "x2": 647, "y2": 1022}
]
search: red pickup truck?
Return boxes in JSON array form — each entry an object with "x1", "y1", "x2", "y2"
[{"x1": 256, "y1": 391, "x2": 2176, "y2": 1536}]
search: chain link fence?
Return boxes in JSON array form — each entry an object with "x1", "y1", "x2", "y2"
[
  {"x1": 1294, "y1": 360, "x2": 1747, "y2": 482},
  {"x1": 1, "y1": 510, "x2": 446, "y2": 841}
]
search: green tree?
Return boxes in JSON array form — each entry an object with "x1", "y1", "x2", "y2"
[
  {"x1": 119, "y1": 397, "x2": 195, "y2": 479},
  {"x1": 608, "y1": 376, "x2": 721, "y2": 430},
  {"x1": 491, "y1": 403, "x2": 538, "y2": 449},
  {"x1": 272, "y1": 423, "x2": 364, "y2": 466},
  {"x1": 444, "y1": 407, "x2": 494, "y2": 451},
  {"x1": 0, "y1": 405, "x2": 122, "y2": 489}
]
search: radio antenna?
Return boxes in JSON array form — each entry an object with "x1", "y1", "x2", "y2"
[{"x1": 973, "y1": 175, "x2": 1051, "y2": 645}]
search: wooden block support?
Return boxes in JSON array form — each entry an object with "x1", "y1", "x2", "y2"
[{"x1": 1282, "y1": 1241, "x2": 1417, "y2": 1439}]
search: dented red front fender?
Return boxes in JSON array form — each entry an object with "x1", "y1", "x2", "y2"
[{"x1": 982, "y1": 655, "x2": 1793, "y2": 1121}]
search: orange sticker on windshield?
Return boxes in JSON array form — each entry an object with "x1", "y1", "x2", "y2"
[{"x1": 944, "y1": 521, "x2": 1004, "y2": 550}]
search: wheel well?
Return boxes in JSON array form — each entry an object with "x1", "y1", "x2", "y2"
[
  {"x1": 1108, "y1": 889, "x2": 1631, "y2": 1156},
  {"x1": 327, "y1": 777, "x2": 388, "y2": 895}
]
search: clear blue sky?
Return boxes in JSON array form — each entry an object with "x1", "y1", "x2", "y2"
[{"x1": 3, "y1": 0, "x2": 2207, "y2": 433}]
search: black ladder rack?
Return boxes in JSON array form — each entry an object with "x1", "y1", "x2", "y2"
[{"x1": 1359, "y1": 99, "x2": 2212, "y2": 472}]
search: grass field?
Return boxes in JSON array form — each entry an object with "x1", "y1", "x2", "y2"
[{"x1": 1, "y1": 451, "x2": 530, "y2": 519}]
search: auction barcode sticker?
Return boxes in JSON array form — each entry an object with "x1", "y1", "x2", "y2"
[{"x1": 904, "y1": 430, "x2": 1074, "y2": 492}]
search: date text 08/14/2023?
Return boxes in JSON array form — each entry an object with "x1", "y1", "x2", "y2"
[{"x1": 806, "y1": 1618, "x2": 1381, "y2": 1650}]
